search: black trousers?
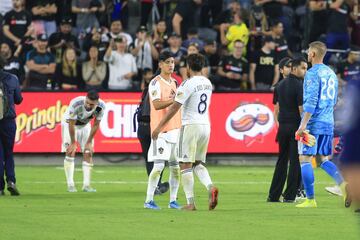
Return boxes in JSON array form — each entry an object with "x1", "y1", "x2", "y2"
[
  {"x1": 137, "y1": 122, "x2": 163, "y2": 184},
  {"x1": 268, "y1": 123, "x2": 301, "y2": 201},
  {"x1": 0, "y1": 118, "x2": 17, "y2": 191}
]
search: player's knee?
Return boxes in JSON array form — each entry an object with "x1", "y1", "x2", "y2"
[{"x1": 83, "y1": 152, "x2": 92, "y2": 163}]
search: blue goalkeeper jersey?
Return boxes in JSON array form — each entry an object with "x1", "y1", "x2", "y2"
[{"x1": 303, "y1": 63, "x2": 338, "y2": 135}]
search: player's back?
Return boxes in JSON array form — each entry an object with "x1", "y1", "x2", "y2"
[
  {"x1": 175, "y1": 75, "x2": 213, "y2": 126},
  {"x1": 304, "y1": 64, "x2": 338, "y2": 135}
]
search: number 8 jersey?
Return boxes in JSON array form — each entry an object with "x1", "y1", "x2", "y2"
[
  {"x1": 303, "y1": 64, "x2": 338, "y2": 135},
  {"x1": 175, "y1": 76, "x2": 213, "y2": 126}
]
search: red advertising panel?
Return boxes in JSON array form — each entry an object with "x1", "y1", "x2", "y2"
[{"x1": 14, "y1": 92, "x2": 278, "y2": 153}]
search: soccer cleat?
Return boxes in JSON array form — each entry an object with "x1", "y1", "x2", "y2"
[
  {"x1": 67, "y1": 185, "x2": 78, "y2": 193},
  {"x1": 295, "y1": 130, "x2": 316, "y2": 147},
  {"x1": 144, "y1": 201, "x2": 161, "y2": 210},
  {"x1": 325, "y1": 185, "x2": 343, "y2": 197},
  {"x1": 181, "y1": 204, "x2": 196, "y2": 211},
  {"x1": 7, "y1": 181, "x2": 20, "y2": 196},
  {"x1": 296, "y1": 199, "x2": 317, "y2": 208},
  {"x1": 82, "y1": 186, "x2": 97, "y2": 193},
  {"x1": 266, "y1": 197, "x2": 280, "y2": 203},
  {"x1": 282, "y1": 199, "x2": 295, "y2": 203},
  {"x1": 208, "y1": 186, "x2": 219, "y2": 210},
  {"x1": 168, "y1": 201, "x2": 181, "y2": 209},
  {"x1": 341, "y1": 183, "x2": 352, "y2": 208},
  {"x1": 296, "y1": 189, "x2": 306, "y2": 201}
]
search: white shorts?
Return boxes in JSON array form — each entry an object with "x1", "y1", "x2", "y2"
[
  {"x1": 61, "y1": 121, "x2": 93, "y2": 153},
  {"x1": 148, "y1": 129, "x2": 179, "y2": 162},
  {"x1": 176, "y1": 124, "x2": 210, "y2": 163}
]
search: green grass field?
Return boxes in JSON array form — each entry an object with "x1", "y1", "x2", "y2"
[{"x1": 0, "y1": 165, "x2": 358, "y2": 240}]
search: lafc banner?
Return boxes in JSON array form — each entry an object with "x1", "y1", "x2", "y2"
[{"x1": 14, "y1": 92, "x2": 278, "y2": 153}]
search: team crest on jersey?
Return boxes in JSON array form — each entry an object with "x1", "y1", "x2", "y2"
[
  {"x1": 176, "y1": 91, "x2": 184, "y2": 98},
  {"x1": 158, "y1": 147, "x2": 164, "y2": 154},
  {"x1": 151, "y1": 90, "x2": 157, "y2": 97}
]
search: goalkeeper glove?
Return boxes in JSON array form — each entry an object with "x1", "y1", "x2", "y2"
[{"x1": 295, "y1": 130, "x2": 316, "y2": 147}]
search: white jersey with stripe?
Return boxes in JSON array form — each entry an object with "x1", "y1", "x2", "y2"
[
  {"x1": 62, "y1": 96, "x2": 106, "y2": 125},
  {"x1": 175, "y1": 75, "x2": 212, "y2": 125}
]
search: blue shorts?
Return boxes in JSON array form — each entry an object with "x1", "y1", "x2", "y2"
[{"x1": 298, "y1": 134, "x2": 333, "y2": 156}]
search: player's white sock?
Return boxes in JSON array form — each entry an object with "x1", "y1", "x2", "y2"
[
  {"x1": 82, "y1": 161, "x2": 93, "y2": 188},
  {"x1": 169, "y1": 161, "x2": 180, "y2": 202},
  {"x1": 145, "y1": 161, "x2": 165, "y2": 203},
  {"x1": 194, "y1": 164, "x2": 213, "y2": 190},
  {"x1": 181, "y1": 168, "x2": 195, "y2": 205},
  {"x1": 64, "y1": 157, "x2": 75, "y2": 187}
]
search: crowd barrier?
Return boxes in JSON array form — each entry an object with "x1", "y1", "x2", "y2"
[{"x1": 14, "y1": 92, "x2": 278, "y2": 153}]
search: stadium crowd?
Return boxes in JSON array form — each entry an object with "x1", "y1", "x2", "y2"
[{"x1": 1, "y1": 0, "x2": 359, "y2": 92}]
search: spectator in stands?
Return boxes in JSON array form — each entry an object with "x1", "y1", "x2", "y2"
[
  {"x1": 308, "y1": 0, "x2": 329, "y2": 43},
  {"x1": 71, "y1": 0, "x2": 105, "y2": 33},
  {"x1": 83, "y1": 27, "x2": 108, "y2": 60},
  {"x1": 3, "y1": 0, "x2": 33, "y2": 50},
  {"x1": 201, "y1": 39, "x2": 220, "y2": 76},
  {"x1": 104, "y1": 37, "x2": 137, "y2": 90},
  {"x1": 324, "y1": 0, "x2": 351, "y2": 63},
  {"x1": 130, "y1": 25, "x2": 159, "y2": 75},
  {"x1": 336, "y1": 46, "x2": 360, "y2": 86},
  {"x1": 48, "y1": 16, "x2": 80, "y2": 64},
  {"x1": 248, "y1": 5, "x2": 269, "y2": 52},
  {"x1": 214, "y1": 0, "x2": 241, "y2": 30},
  {"x1": 172, "y1": 0, "x2": 202, "y2": 39},
  {"x1": 254, "y1": 0, "x2": 287, "y2": 25},
  {"x1": 0, "y1": 42, "x2": 25, "y2": 85},
  {"x1": 54, "y1": 47, "x2": 82, "y2": 90},
  {"x1": 103, "y1": 0, "x2": 129, "y2": 30},
  {"x1": 249, "y1": 36, "x2": 279, "y2": 90},
  {"x1": 179, "y1": 43, "x2": 209, "y2": 80},
  {"x1": 25, "y1": 34, "x2": 55, "y2": 90},
  {"x1": 162, "y1": 32, "x2": 187, "y2": 73},
  {"x1": 220, "y1": 11, "x2": 249, "y2": 55},
  {"x1": 200, "y1": 0, "x2": 223, "y2": 28},
  {"x1": 82, "y1": 45, "x2": 107, "y2": 90},
  {"x1": 216, "y1": 40, "x2": 249, "y2": 90},
  {"x1": 140, "y1": 0, "x2": 166, "y2": 26},
  {"x1": 349, "y1": 2, "x2": 360, "y2": 47},
  {"x1": 271, "y1": 21, "x2": 291, "y2": 61},
  {"x1": 182, "y1": 27, "x2": 205, "y2": 50},
  {"x1": 102, "y1": 19, "x2": 133, "y2": 47},
  {"x1": 28, "y1": 0, "x2": 58, "y2": 36},
  {"x1": 152, "y1": 19, "x2": 169, "y2": 55}
]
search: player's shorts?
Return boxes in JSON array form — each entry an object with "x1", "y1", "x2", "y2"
[
  {"x1": 61, "y1": 121, "x2": 93, "y2": 153},
  {"x1": 176, "y1": 124, "x2": 210, "y2": 163},
  {"x1": 298, "y1": 134, "x2": 333, "y2": 156},
  {"x1": 148, "y1": 129, "x2": 179, "y2": 162}
]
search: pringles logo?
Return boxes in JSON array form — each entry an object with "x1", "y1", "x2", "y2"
[
  {"x1": 225, "y1": 102, "x2": 274, "y2": 146},
  {"x1": 15, "y1": 100, "x2": 68, "y2": 143}
]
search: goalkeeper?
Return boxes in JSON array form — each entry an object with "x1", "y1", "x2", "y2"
[{"x1": 295, "y1": 41, "x2": 347, "y2": 208}]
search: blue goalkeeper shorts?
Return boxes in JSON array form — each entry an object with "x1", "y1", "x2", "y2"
[{"x1": 298, "y1": 134, "x2": 333, "y2": 156}]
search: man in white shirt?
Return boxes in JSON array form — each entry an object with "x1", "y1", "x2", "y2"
[
  {"x1": 62, "y1": 90, "x2": 106, "y2": 193},
  {"x1": 152, "y1": 53, "x2": 219, "y2": 211},
  {"x1": 104, "y1": 37, "x2": 137, "y2": 90}
]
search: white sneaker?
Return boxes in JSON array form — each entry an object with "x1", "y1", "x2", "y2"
[
  {"x1": 325, "y1": 185, "x2": 343, "y2": 197},
  {"x1": 67, "y1": 185, "x2": 77, "y2": 193},
  {"x1": 82, "y1": 186, "x2": 97, "y2": 192}
]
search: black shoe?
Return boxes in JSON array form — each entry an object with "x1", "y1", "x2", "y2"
[
  {"x1": 158, "y1": 182, "x2": 169, "y2": 194},
  {"x1": 267, "y1": 197, "x2": 280, "y2": 202},
  {"x1": 0, "y1": 190, "x2": 4, "y2": 196},
  {"x1": 282, "y1": 199, "x2": 295, "y2": 203},
  {"x1": 7, "y1": 181, "x2": 20, "y2": 196}
]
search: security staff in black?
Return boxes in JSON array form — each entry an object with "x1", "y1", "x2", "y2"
[
  {"x1": 135, "y1": 69, "x2": 169, "y2": 195},
  {"x1": 0, "y1": 55, "x2": 23, "y2": 196},
  {"x1": 267, "y1": 58, "x2": 307, "y2": 202}
]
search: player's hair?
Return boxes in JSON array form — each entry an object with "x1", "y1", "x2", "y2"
[
  {"x1": 187, "y1": 53, "x2": 205, "y2": 72},
  {"x1": 309, "y1": 41, "x2": 327, "y2": 58},
  {"x1": 87, "y1": 90, "x2": 99, "y2": 101},
  {"x1": 159, "y1": 51, "x2": 173, "y2": 62},
  {"x1": 290, "y1": 57, "x2": 307, "y2": 70},
  {"x1": 234, "y1": 40, "x2": 244, "y2": 47}
]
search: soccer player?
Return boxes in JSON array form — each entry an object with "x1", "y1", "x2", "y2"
[
  {"x1": 152, "y1": 53, "x2": 219, "y2": 211},
  {"x1": 296, "y1": 41, "x2": 347, "y2": 208},
  {"x1": 144, "y1": 51, "x2": 181, "y2": 210},
  {"x1": 62, "y1": 90, "x2": 105, "y2": 193}
]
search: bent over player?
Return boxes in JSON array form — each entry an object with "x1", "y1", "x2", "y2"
[
  {"x1": 296, "y1": 41, "x2": 347, "y2": 208},
  {"x1": 62, "y1": 90, "x2": 105, "y2": 193},
  {"x1": 152, "y1": 53, "x2": 219, "y2": 210}
]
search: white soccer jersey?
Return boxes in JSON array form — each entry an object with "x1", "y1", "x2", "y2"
[
  {"x1": 63, "y1": 96, "x2": 106, "y2": 125},
  {"x1": 175, "y1": 75, "x2": 212, "y2": 125}
]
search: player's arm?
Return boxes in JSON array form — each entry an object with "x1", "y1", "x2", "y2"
[
  {"x1": 84, "y1": 119, "x2": 100, "y2": 153},
  {"x1": 152, "y1": 102, "x2": 182, "y2": 139},
  {"x1": 272, "y1": 64, "x2": 280, "y2": 86},
  {"x1": 152, "y1": 98, "x2": 174, "y2": 110},
  {"x1": 149, "y1": 79, "x2": 175, "y2": 110},
  {"x1": 249, "y1": 63, "x2": 256, "y2": 90},
  {"x1": 274, "y1": 103, "x2": 279, "y2": 127}
]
